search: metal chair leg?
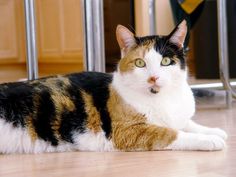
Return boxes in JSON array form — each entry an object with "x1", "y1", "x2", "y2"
[
  {"x1": 81, "y1": 0, "x2": 106, "y2": 72},
  {"x1": 24, "y1": 0, "x2": 38, "y2": 80},
  {"x1": 217, "y1": 0, "x2": 236, "y2": 106},
  {"x1": 149, "y1": 0, "x2": 156, "y2": 35}
]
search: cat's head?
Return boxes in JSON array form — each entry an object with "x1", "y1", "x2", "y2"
[{"x1": 115, "y1": 20, "x2": 188, "y2": 95}]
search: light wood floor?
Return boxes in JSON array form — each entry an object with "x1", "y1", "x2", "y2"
[{"x1": 0, "y1": 103, "x2": 235, "y2": 177}]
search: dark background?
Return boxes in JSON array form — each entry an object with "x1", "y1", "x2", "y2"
[{"x1": 191, "y1": 0, "x2": 236, "y2": 78}]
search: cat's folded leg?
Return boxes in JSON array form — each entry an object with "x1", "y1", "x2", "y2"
[
  {"x1": 166, "y1": 131, "x2": 226, "y2": 151},
  {"x1": 113, "y1": 123, "x2": 178, "y2": 151},
  {"x1": 183, "y1": 120, "x2": 228, "y2": 140}
]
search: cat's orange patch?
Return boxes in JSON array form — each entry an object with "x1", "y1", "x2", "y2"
[
  {"x1": 81, "y1": 91, "x2": 102, "y2": 133},
  {"x1": 118, "y1": 44, "x2": 154, "y2": 73},
  {"x1": 108, "y1": 86, "x2": 177, "y2": 150},
  {"x1": 25, "y1": 115, "x2": 38, "y2": 141}
]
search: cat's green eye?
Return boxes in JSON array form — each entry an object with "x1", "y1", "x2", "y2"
[
  {"x1": 161, "y1": 57, "x2": 172, "y2": 66},
  {"x1": 135, "y1": 58, "x2": 146, "y2": 68}
]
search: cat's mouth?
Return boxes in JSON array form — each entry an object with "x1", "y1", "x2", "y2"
[{"x1": 149, "y1": 85, "x2": 160, "y2": 94}]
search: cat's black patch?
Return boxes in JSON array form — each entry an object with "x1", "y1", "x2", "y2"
[
  {"x1": 135, "y1": 36, "x2": 186, "y2": 70},
  {"x1": 67, "y1": 72, "x2": 113, "y2": 138},
  {"x1": 0, "y1": 82, "x2": 34, "y2": 127},
  {"x1": 33, "y1": 89, "x2": 58, "y2": 146},
  {"x1": 59, "y1": 85, "x2": 87, "y2": 143}
]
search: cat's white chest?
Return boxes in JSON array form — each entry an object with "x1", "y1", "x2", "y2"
[
  {"x1": 123, "y1": 85, "x2": 195, "y2": 130},
  {"x1": 148, "y1": 89, "x2": 195, "y2": 129}
]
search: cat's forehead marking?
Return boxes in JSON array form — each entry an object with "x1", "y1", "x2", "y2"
[
  {"x1": 144, "y1": 47, "x2": 162, "y2": 62},
  {"x1": 140, "y1": 39, "x2": 155, "y2": 50}
]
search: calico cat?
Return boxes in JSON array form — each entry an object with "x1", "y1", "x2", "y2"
[{"x1": 0, "y1": 20, "x2": 227, "y2": 154}]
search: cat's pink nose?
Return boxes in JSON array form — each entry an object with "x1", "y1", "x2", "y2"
[{"x1": 148, "y1": 76, "x2": 159, "y2": 84}]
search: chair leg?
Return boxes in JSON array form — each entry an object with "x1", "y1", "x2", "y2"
[
  {"x1": 81, "y1": 0, "x2": 106, "y2": 72},
  {"x1": 217, "y1": 0, "x2": 236, "y2": 108},
  {"x1": 24, "y1": 0, "x2": 38, "y2": 80}
]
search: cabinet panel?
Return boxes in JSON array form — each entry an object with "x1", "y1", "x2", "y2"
[
  {"x1": 63, "y1": 0, "x2": 83, "y2": 53},
  {"x1": 0, "y1": 0, "x2": 21, "y2": 62},
  {"x1": 37, "y1": 0, "x2": 83, "y2": 63},
  {"x1": 37, "y1": 0, "x2": 62, "y2": 58}
]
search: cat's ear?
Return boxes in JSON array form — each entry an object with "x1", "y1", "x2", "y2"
[
  {"x1": 116, "y1": 25, "x2": 136, "y2": 55},
  {"x1": 169, "y1": 20, "x2": 187, "y2": 48}
]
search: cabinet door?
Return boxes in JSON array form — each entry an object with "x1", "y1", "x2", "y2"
[
  {"x1": 0, "y1": 0, "x2": 25, "y2": 64},
  {"x1": 0, "y1": 0, "x2": 27, "y2": 82},
  {"x1": 36, "y1": 0, "x2": 84, "y2": 64}
]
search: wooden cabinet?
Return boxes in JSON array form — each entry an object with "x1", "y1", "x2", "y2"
[
  {"x1": 0, "y1": 0, "x2": 25, "y2": 64},
  {"x1": 0, "y1": 0, "x2": 84, "y2": 83},
  {"x1": 36, "y1": 0, "x2": 83, "y2": 63}
]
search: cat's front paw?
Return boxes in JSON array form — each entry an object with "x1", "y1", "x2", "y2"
[
  {"x1": 168, "y1": 131, "x2": 226, "y2": 151},
  {"x1": 205, "y1": 128, "x2": 228, "y2": 140},
  {"x1": 198, "y1": 135, "x2": 226, "y2": 151}
]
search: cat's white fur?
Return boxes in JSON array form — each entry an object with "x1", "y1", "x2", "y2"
[
  {"x1": 73, "y1": 130, "x2": 114, "y2": 152},
  {"x1": 0, "y1": 118, "x2": 77, "y2": 153},
  {"x1": 0, "y1": 117, "x2": 114, "y2": 153},
  {"x1": 112, "y1": 47, "x2": 227, "y2": 151},
  {"x1": 0, "y1": 114, "x2": 117, "y2": 153}
]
